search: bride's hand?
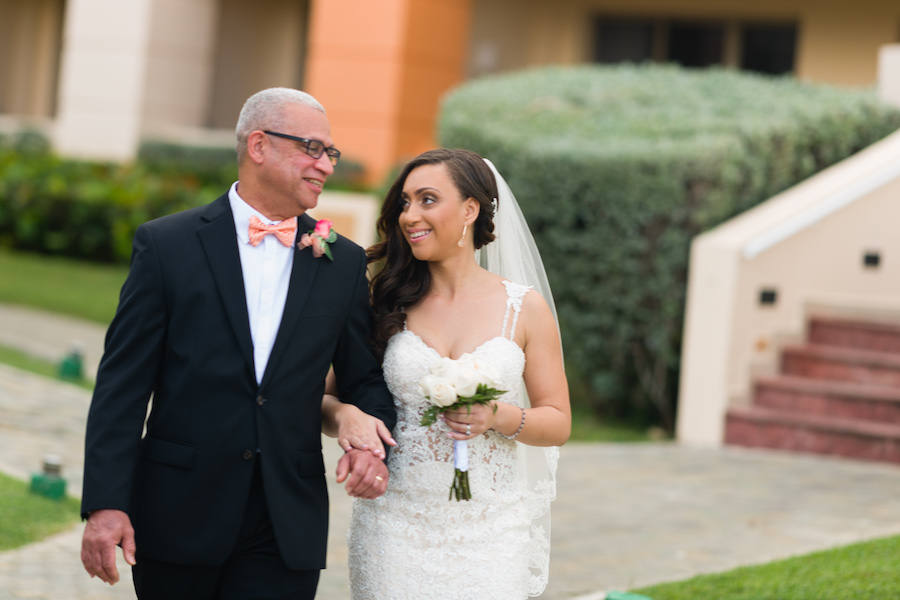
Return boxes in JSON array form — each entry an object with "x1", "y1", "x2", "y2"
[
  {"x1": 335, "y1": 402, "x2": 397, "y2": 459},
  {"x1": 442, "y1": 402, "x2": 497, "y2": 440}
]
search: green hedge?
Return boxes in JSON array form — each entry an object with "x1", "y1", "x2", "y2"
[
  {"x1": 438, "y1": 64, "x2": 900, "y2": 429},
  {"x1": 0, "y1": 137, "x2": 224, "y2": 263},
  {"x1": 139, "y1": 139, "x2": 368, "y2": 192},
  {"x1": 0, "y1": 135, "x2": 367, "y2": 264}
]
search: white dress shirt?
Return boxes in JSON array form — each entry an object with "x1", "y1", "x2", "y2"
[{"x1": 228, "y1": 182, "x2": 296, "y2": 384}]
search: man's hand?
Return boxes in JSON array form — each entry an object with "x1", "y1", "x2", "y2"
[
  {"x1": 336, "y1": 448, "x2": 389, "y2": 499},
  {"x1": 81, "y1": 509, "x2": 136, "y2": 584}
]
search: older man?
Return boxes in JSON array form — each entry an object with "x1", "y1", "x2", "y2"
[{"x1": 80, "y1": 88, "x2": 395, "y2": 599}]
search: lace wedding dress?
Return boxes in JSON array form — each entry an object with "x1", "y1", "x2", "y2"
[{"x1": 348, "y1": 281, "x2": 558, "y2": 599}]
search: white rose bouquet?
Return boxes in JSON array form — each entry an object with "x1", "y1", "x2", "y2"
[{"x1": 419, "y1": 353, "x2": 506, "y2": 501}]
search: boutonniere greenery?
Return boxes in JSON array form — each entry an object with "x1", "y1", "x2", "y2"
[{"x1": 298, "y1": 219, "x2": 337, "y2": 261}]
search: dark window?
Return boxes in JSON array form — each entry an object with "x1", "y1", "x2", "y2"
[
  {"x1": 741, "y1": 24, "x2": 797, "y2": 75},
  {"x1": 668, "y1": 22, "x2": 725, "y2": 68},
  {"x1": 592, "y1": 16, "x2": 798, "y2": 77},
  {"x1": 863, "y1": 252, "x2": 881, "y2": 269},
  {"x1": 759, "y1": 289, "x2": 778, "y2": 306},
  {"x1": 595, "y1": 18, "x2": 654, "y2": 64}
]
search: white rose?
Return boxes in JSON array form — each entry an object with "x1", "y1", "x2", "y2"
[
  {"x1": 419, "y1": 374, "x2": 458, "y2": 407},
  {"x1": 457, "y1": 353, "x2": 503, "y2": 391},
  {"x1": 473, "y1": 361, "x2": 503, "y2": 389},
  {"x1": 430, "y1": 357, "x2": 459, "y2": 383},
  {"x1": 454, "y1": 361, "x2": 481, "y2": 398}
]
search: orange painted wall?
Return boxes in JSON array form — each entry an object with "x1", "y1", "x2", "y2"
[{"x1": 305, "y1": 0, "x2": 472, "y2": 185}]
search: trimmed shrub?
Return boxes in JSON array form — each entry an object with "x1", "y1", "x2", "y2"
[
  {"x1": 138, "y1": 140, "x2": 239, "y2": 184},
  {"x1": 0, "y1": 135, "x2": 368, "y2": 263},
  {"x1": 0, "y1": 135, "x2": 223, "y2": 263},
  {"x1": 139, "y1": 139, "x2": 369, "y2": 192},
  {"x1": 438, "y1": 64, "x2": 900, "y2": 429}
]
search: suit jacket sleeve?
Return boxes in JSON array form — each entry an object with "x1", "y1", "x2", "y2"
[
  {"x1": 81, "y1": 224, "x2": 167, "y2": 517},
  {"x1": 330, "y1": 248, "x2": 397, "y2": 434}
]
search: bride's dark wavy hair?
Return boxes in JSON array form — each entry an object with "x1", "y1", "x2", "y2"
[{"x1": 367, "y1": 148, "x2": 499, "y2": 358}]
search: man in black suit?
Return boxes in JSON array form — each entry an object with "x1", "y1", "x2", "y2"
[{"x1": 80, "y1": 88, "x2": 396, "y2": 599}]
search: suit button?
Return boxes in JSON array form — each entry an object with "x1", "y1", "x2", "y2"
[
  {"x1": 242, "y1": 450, "x2": 255, "y2": 461},
  {"x1": 256, "y1": 395, "x2": 265, "y2": 406}
]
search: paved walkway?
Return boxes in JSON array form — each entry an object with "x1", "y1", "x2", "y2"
[{"x1": 3, "y1": 302, "x2": 900, "y2": 599}]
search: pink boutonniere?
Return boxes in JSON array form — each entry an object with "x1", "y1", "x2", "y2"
[{"x1": 297, "y1": 219, "x2": 337, "y2": 261}]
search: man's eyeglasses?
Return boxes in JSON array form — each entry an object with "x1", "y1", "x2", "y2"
[{"x1": 263, "y1": 130, "x2": 341, "y2": 166}]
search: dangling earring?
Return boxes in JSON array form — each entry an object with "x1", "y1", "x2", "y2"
[{"x1": 458, "y1": 223, "x2": 468, "y2": 247}]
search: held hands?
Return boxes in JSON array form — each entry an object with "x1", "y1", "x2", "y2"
[
  {"x1": 81, "y1": 509, "x2": 136, "y2": 585},
  {"x1": 334, "y1": 402, "x2": 396, "y2": 459},
  {"x1": 336, "y1": 449, "x2": 389, "y2": 499},
  {"x1": 333, "y1": 402, "x2": 396, "y2": 498}
]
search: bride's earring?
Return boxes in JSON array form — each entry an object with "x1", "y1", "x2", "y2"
[{"x1": 458, "y1": 223, "x2": 468, "y2": 247}]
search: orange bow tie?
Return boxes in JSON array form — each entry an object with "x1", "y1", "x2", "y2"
[{"x1": 248, "y1": 216, "x2": 297, "y2": 247}]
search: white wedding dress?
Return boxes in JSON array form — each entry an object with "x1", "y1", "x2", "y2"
[{"x1": 348, "y1": 281, "x2": 558, "y2": 599}]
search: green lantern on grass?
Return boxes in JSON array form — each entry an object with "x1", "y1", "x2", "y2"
[
  {"x1": 58, "y1": 343, "x2": 84, "y2": 380},
  {"x1": 30, "y1": 454, "x2": 66, "y2": 500}
]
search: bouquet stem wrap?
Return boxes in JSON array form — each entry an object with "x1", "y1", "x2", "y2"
[{"x1": 451, "y1": 440, "x2": 470, "y2": 500}]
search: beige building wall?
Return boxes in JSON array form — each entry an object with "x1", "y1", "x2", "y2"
[
  {"x1": 24, "y1": 0, "x2": 900, "y2": 167},
  {"x1": 52, "y1": 0, "x2": 311, "y2": 157},
  {"x1": 879, "y1": 45, "x2": 900, "y2": 107},
  {"x1": 207, "y1": 0, "x2": 309, "y2": 131},
  {"x1": 468, "y1": 0, "x2": 900, "y2": 85},
  {"x1": 799, "y1": 2, "x2": 899, "y2": 85},
  {"x1": 0, "y1": 0, "x2": 64, "y2": 118},
  {"x1": 677, "y1": 126, "x2": 900, "y2": 446},
  {"x1": 54, "y1": 0, "x2": 154, "y2": 160},
  {"x1": 141, "y1": 0, "x2": 220, "y2": 136},
  {"x1": 308, "y1": 191, "x2": 379, "y2": 250}
]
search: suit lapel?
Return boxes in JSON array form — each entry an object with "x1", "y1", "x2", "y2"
[
  {"x1": 197, "y1": 195, "x2": 255, "y2": 377},
  {"x1": 260, "y1": 213, "x2": 320, "y2": 387}
]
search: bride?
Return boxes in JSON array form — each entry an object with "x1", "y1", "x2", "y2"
[{"x1": 324, "y1": 148, "x2": 570, "y2": 599}]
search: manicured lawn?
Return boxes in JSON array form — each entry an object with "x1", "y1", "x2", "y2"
[
  {"x1": 0, "y1": 344, "x2": 93, "y2": 389},
  {"x1": 570, "y1": 404, "x2": 658, "y2": 442},
  {"x1": 0, "y1": 471, "x2": 81, "y2": 551},
  {"x1": 632, "y1": 534, "x2": 900, "y2": 599},
  {"x1": 0, "y1": 248, "x2": 127, "y2": 324}
]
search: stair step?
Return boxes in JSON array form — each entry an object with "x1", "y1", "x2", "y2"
[
  {"x1": 755, "y1": 375, "x2": 900, "y2": 424},
  {"x1": 810, "y1": 317, "x2": 900, "y2": 354},
  {"x1": 725, "y1": 405, "x2": 900, "y2": 464},
  {"x1": 781, "y1": 344, "x2": 900, "y2": 387}
]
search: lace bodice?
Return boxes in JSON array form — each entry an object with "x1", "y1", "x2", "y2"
[{"x1": 348, "y1": 281, "x2": 556, "y2": 599}]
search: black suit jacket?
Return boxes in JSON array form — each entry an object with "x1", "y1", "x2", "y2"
[{"x1": 81, "y1": 193, "x2": 395, "y2": 570}]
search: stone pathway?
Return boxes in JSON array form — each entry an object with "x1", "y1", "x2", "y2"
[{"x1": 3, "y1": 302, "x2": 900, "y2": 599}]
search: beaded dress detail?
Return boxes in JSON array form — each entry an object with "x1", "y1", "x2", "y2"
[{"x1": 348, "y1": 281, "x2": 558, "y2": 599}]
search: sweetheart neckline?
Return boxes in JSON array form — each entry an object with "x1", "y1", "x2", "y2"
[{"x1": 400, "y1": 329, "x2": 524, "y2": 362}]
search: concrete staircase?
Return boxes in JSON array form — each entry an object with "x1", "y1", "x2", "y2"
[{"x1": 725, "y1": 317, "x2": 900, "y2": 464}]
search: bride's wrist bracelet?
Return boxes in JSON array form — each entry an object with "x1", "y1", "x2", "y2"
[{"x1": 503, "y1": 407, "x2": 526, "y2": 440}]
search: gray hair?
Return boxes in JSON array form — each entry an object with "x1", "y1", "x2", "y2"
[{"x1": 235, "y1": 88, "x2": 326, "y2": 161}]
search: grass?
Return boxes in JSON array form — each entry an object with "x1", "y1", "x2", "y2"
[
  {"x1": 0, "y1": 344, "x2": 93, "y2": 390},
  {"x1": 0, "y1": 471, "x2": 81, "y2": 551},
  {"x1": 570, "y1": 404, "x2": 659, "y2": 442},
  {"x1": 0, "y1": 248, "x2": 127, "y2": 324},
  {"x1": 632, "y1": 534, "x2": 900, "y2": 599}
]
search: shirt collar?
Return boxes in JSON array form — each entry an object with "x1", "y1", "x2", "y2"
[{"x1": 229, "y1": 182, "x2": 295, "y2": 246}]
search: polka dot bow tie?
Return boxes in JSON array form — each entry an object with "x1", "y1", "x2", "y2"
[{"x1": 248, "y1": 216, "x2": 297, "y2": 247}]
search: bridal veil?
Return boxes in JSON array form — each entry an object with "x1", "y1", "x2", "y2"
[{"x1": 479, "y1": 158, "x2": 561, "y2": 596}]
